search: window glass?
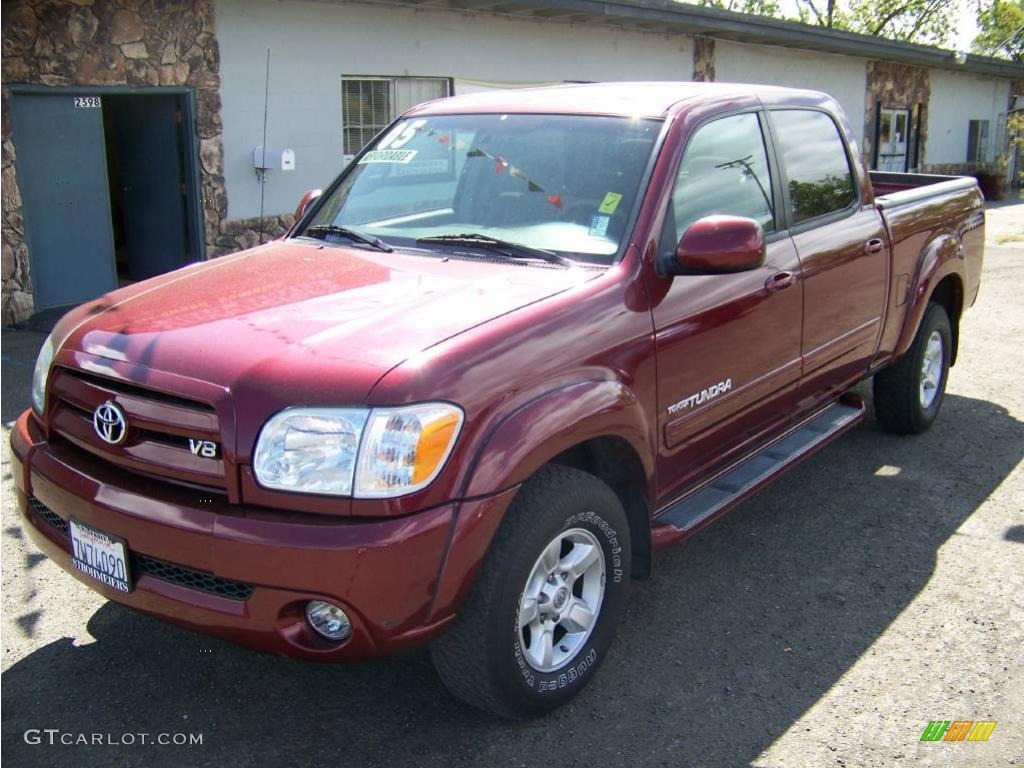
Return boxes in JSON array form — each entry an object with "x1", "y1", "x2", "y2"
[
  {"x1": 341, "y1": 77, "x2": 450, "y2": 156},
  {"x1": 342, "y1": 79, "x2": 391, "y2": 156},
  {"x1": 304, "y1": 114, "x2": 660, "y2": 263},
  {"x1": 771, "y1": 110, "x2": 857, "y2": 223},
  {"x1": 661, "y1": 112, "x2": 775, "y2": 253},
  {"x1": 967, "y1": 119, "x2": 990, "y2": 163}
]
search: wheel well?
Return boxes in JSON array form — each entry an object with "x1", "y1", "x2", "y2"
[
  {"x1": 930, "y1": 275, "x2": 963, "y2": 365},
  {"x1": 550, "y1": 437, "x2": 652, "y2": 579}
]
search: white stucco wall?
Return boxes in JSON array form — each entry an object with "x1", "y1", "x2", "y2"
[
  {"x1": 216, "y1": 0, "x2": 695, "y2": 219},
  {"x1": 713, "y1": 39, "x2": 867, "y2": 148},
  {"x1": 925, "y1": 69, "x2": 1011, "y2": 165}
]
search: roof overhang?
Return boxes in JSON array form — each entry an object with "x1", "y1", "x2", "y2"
[{"x1": 346, "y1": 0, "x2": 1024, "y2": 80}]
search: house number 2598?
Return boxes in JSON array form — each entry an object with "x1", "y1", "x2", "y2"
[{"x1": 74, "y1": 96, "x2": 101, "y2": 108}]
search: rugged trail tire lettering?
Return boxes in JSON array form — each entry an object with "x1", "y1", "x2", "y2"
[{"x1": 430, "y1": 464, "x2": 631, "y2": 719}]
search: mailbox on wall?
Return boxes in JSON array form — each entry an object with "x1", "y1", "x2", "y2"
[{"x1": 253, "y1": 146, "x2": 295, "y2": 171}]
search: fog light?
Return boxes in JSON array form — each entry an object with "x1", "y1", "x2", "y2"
[{"x1": 306, "y1": 600, "x2": 352, "y2": 641}]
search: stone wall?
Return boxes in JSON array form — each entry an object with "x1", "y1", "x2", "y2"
[
  {"x1": 863, "y1": 60, "x2": 930, "y2": 171},
  {"x1": 214, "y1": 212, "x2": 295, "y2": 252},
  {"x1": 0, "y1": 0, "x2": 226, "y2": 325},
  {"x1": 692, "y1": 36, "x2": 715, "y2": 82}
]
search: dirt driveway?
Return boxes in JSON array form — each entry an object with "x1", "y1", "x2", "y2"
[{"x1": 2, "y1": 202, "x2": 1022, "y2": 767}]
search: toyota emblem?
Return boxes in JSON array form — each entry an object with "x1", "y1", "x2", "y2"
[{"x1": 93, "y1": 401, "x2": 127, "y2": 445}]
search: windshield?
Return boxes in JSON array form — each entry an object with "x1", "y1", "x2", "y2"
[{"x1": 299, "y1": 113, "x2": 662, "y2": 264}]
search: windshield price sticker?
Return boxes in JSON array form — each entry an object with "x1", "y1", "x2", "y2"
[{"x1": 359, "y1": 149, "x2": 418, "y2": 165}]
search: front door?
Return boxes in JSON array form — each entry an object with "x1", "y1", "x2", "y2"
[
  {"x1": 652, "y1": 111, "x2": 803, "y2": 502},
  {"x1": 9, "y1": 92, "x2": 117, "y2": 309},
  {"x1": 768, "y1": 109, "x2": 888, "y2": 406},
  {"x1": 877, "y1": 107, "x2": 910, "y2": 172}
]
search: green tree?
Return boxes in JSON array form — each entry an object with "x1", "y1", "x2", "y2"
[
  {"x1": 846, "y1": 0, "x2": 958, "y2": 45},
  {"x1": 793, "y1": 0, "x2": 847, "y2": 29},
  {"x1": 689, "y1": 0, "x2": 959, "y2": 46},
  {"x1": 695, "y1": 0, "x2": 782, "y2": 14},
  {"x1": 971, "y1": 1, "x2": 1024, "y2": 61}
]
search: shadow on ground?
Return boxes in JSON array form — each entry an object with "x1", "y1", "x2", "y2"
[{"x1": 3, "y1": 390, "x2": 1022, "y2": 767}]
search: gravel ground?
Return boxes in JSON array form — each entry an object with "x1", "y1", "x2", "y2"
[{"x1": 2, "y1": 201, "x2": 1022, "y2": 767}]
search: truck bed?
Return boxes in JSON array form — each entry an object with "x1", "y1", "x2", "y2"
[
  {"x1": 869, "y1": 170, "x2": 986, "y2": 361},
  {"x1": 870, "y1": 170, "x2": 978, "y2": 208}
]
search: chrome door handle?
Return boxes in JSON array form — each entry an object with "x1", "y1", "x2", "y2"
[
  {"x1": 765, "y1": 271, "x2": 796, "y2": 292},
  {"x1": 865, "y1": 238, "x2": 885, "y2": 254}
]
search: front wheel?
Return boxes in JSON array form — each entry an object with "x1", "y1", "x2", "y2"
[
  {"x1": 430, "y1": 465, "x2": 631, "y2": 718},
  {"x1": 873, "y1": 302, "x2": 952, "y2": 434}
]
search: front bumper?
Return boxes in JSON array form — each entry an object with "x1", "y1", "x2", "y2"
[{"x1": 10, "y1": 410, "x2": 517, "y2": 660}]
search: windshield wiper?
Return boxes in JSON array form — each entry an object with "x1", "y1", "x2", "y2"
[
  {"x1": 416, "y1": 233, "x2": 574, "y2": 268},
  {"x1": 303, "y1": 224, "x2": 393, "y2": 252}
]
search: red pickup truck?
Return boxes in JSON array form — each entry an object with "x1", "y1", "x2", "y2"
[{"x1": 11, "y1": 82, "x2": 984, "y2": 718}]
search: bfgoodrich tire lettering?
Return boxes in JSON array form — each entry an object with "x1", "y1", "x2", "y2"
[{"x1": 430, "y1": 465, "x2": 631, "y2": 718}]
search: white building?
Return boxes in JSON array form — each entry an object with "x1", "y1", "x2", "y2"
[{"x1": 3, "y1": 0, "x2": 1022, "y2": 324}]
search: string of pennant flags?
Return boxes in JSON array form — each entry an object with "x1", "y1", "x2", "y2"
[{"x1": 423, "y1": 127, "x2": 564, "y2": 210}]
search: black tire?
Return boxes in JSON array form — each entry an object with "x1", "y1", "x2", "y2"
[
  {"x1": 873, "y1": 302, "x2": 952, "y2": 434},
  {"x1": 430, "y1": 465, "x2": 631, "y2": 719}
]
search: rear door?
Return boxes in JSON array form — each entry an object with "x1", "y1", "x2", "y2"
[
  {"x1": 9, "y1": 91, "x2": 117, "y2": 309},
  {"x1": 768, "y1": 108, "x2": 888, "y2": 406},
  {"x1": 652, "y1": 110, "x2": 803, "y2": 500}
]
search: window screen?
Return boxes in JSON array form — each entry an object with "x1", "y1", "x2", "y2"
[
  {"x1": 771, "y1": 110, "x2": 856, "y2": 224},
  {"x1": 342, "y1": 79, "x2": 391, "y2": 156},
  {"x1": 661, "y1": 112, "x2": 775, "y2": 253}
]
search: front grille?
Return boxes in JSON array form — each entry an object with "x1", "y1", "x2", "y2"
[
  {"x1": 47, "y1": 367, "x2": 228, "y2": 492},
  {"x1": 29, "y1": 496, "x2": 253, "y2": 601},
  {"x1": 30, "y1": 496, "x2": 69, "y2": 535},
  {"x1": 132, "y1": 553, "x2": 254, "y2": 601}
]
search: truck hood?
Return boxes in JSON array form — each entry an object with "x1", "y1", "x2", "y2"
[{"x1": 56, "y1": 240, "x2": 592, "y2": 405}]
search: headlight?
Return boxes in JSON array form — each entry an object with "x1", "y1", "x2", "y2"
[
  {"x1": 252, "y1": 403, "x2": 463, "y2": 498},
  {"x1": 31, "y1": 334, "x2": 56, "y2": 415},
  {"x1": 253, "y1": 408, "x2": 369, "y2": 496},
  {"x1": 354, "y1": 404, "x2": 464, "y2": 498}
]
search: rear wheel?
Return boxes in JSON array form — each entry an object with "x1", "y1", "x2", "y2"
[
  {"x1": 430, "y1": 465, "x2": 630, "y2": 718},
  {"x1": 873, "y1": 302, "x2": 952, "y2": 434}
]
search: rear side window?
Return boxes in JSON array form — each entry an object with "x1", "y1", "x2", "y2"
[
  {"x1": 770, "y1": 110, "x2": 857, "y2": 224},
  {"x1": 660, "y1": 112, "x2": 775, "y2": 253}
]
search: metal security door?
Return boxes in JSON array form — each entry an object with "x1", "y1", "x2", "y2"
[{"x1": 9, "y1": 92, "x2": 117, "y2": 309}]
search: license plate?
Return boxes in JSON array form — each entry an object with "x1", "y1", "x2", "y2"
[{"x1": 69, "y1": 519, "x2": 133, "y2": 593}]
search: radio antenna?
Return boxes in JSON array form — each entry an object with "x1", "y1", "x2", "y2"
[{"x1": 258, "y1": 48, "x2": 270, "y2": 245}]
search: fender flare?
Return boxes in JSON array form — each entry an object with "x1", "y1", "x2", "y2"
[
  {"x1": 459, "y1": 378, "x2": 654, "y2": 500},
  {"x1": 426, "y1": 380, "x2": 654, "y2": 624},
  {"x1": 894, "y1": 233, "x2": 964, "y2": 360}
]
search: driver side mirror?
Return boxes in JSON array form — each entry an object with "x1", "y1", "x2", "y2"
[
  {"x1": 671, "y1": 215, "x2": 765, "y2": 275},
  {"x1": 294, "y1": 188, "x2": 322, "y2": 221}
]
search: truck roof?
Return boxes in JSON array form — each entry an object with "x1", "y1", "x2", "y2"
[{"x1": 406, "y1": 81, "x2": 828, "y2": 119}]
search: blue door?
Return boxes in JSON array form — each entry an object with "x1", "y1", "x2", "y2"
[{"x1": 9, "y1": 92, "x2": 117, "y2": 310}]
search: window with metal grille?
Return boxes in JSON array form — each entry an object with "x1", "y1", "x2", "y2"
[{"x1": 342, "y1": 77, "x2": 451, "y2": 157}]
